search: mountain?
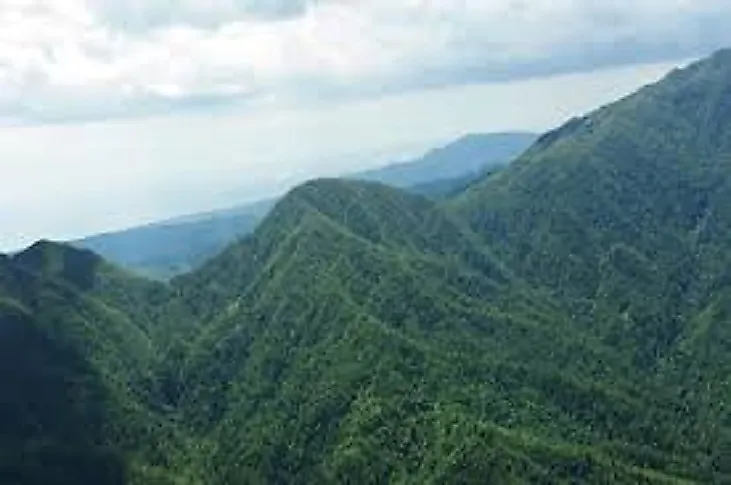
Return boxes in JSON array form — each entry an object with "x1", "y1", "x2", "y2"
[
  {"x1": 0, "y1": 241, "x2": 203, "y2": 484},
  {"x1": 452, "y1": 48, "x2": 731, "y2": 367},
  {"x1": 352, "y1": 132, "x2": 537, "y2": 187},
  {"x1": 71, "y1": 203, "x2": 274, "y2": 280},
  {"x1": 172, "y1": 180, "x2": 654, "y2": 484},
  {"x1": 70, "y1": 133, "x2": 535, "y2": 280},
  {"x1": 5, "y1": 49, "x2": 731, "y2": 484},
  {"x1": 407, "y1": 164, "x2": 507, "y2": 199}
]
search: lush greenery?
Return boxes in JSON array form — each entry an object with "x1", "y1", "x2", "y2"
[
  {"x1": 70, "y1": 133, "x2": 535, "y2": 280},
  {"x1": 3, "y1": 50, "x2": 731, "y2": 483}
]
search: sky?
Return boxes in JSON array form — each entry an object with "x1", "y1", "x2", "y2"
[{"x1": 1, "y1": 0, "x2": 731, "y2": 250}]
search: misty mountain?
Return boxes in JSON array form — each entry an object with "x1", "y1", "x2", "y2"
[{"x1": 353, "y1": 132, "x2": 536, "y2": 187}]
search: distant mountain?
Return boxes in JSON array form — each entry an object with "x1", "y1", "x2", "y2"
[
  {"x1": 7, "y1": 49, "x2": 731, "y2": 483},
  {"x1": 71, "y1": 132, "x2": 535, "y2": 279},
  {"x1": 352, "y1": 132, "x2": 537, "y2": 187},
  {"x1": 71, "y1": 202, "x2": 275, "y2": 280},
  {"x1": 407, "y1": 164, "x2": 507, "y2": 199}
]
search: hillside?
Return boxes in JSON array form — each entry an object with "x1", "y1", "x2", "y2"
[
  {"x1": 450, "y1": 49, "x2": 731, "y2": 474},
  {"x1": 173, "y1": 179, "x2": 702, "y2": 483},
  {"x1": 172, "y1": 177, "x2": 730, "y2": 484},
  {"x1": 452, "y1": 48, "x2": 731, "y2": 368},
  {"x1": 3, "y1": 49, "x2": 731, "y2": 484},
  {"x1": 0, "y1": 242, "x2": 203, "y2": 484},
  {"x1": 70, "y1": 133, "x2": 534, "y2": 280}
]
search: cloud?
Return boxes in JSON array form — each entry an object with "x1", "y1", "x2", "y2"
[
  {"x1": 0, "y1": 0, "x2": 729, "y2": 121},
  {"x1": 93, "y1": 0, "x2": 310, "y2": 29}
]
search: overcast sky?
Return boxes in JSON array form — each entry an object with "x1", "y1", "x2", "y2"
[{"x1": 1, "y1": 0, "x2": 730, "y2": 250}]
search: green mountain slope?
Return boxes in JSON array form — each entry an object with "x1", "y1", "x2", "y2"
[
  {"x1": 0, "y1": 243, "x2": 202, "y2": 485},
  {"x1": 451, "y1": 49, "x2": 731, "y2": 370},
  {"x1": 4, "y1": 49, "x2": 731, "y2": 484},
  {"x1": 450, "y1": 49, "x2": 731, "y2": 475},
  {"x1": 173, "y1": 180, "x2": 718, "y2": 483}
]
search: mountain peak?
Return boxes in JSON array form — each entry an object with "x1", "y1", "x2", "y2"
[
  {"x1": 287, "y1": 176, "x2": 368, "y2": 197},
  {"x1": 272, "y1": 177, "x2": 423, "y2": 220},
  {"x1": 12, "y1": 239, "x2": 110, "y2": 291},
  {"x1": 710, "y1": 46, "x2": 731, "y2": 62},
  {"x1": 15, "y1": 238, "x2": 102, "y2": 266}
]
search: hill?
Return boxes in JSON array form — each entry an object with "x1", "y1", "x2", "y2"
[
  {"x1": 70, "y1": 132, "x2": 535, "y2": 280},
  {"x1": 4, "y1": 49, "x2": 731, "y2": 483},
  {"x1": 452, "y1": 48, "x2": 731, "y2": 368},
  {"x1": 173, "y1": 182, "x2": 728, "y2": 484},
  {"x1": 0, "y1": 242, "x2": 203, "y2": 484}
]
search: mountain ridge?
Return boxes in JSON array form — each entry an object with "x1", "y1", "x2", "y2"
[{"x1": 69, "y1": 132, "x2": 536, "y2": 279}]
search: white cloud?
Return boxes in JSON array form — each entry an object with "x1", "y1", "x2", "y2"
[{"x1": 0, "y1": 0, "x2": 728, "y2": 121}]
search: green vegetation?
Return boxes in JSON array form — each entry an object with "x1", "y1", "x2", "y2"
[{"x1": 3, "y1": 50, "x2": 731, "y2": 483}]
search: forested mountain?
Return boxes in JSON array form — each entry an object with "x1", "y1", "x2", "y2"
[
  {"x1": 70, "y1": 133, "x2": 534, "y2": 280},
  {"x1": 0, "y1": 242, "x2": 203, "y2": 484},
  {"x1": 3, "y1": 49, "x2": 731, "y2": 484}
]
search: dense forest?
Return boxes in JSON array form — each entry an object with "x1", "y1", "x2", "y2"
[{"x1": 2, "y1": 49, "x2": 731, "y2": 484}]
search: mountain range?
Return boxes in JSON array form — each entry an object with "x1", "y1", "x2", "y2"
[
  {"x1": 3, "y1": 49, "x2": 731, "y2": 484},
  {"x1": 70, "y1": 132, "x2": 536, "y2": 279}
]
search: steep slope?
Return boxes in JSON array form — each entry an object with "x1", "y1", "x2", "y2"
[
  {"x1": 171, "y1": 179, "x2": 508, "y2": 321},
  {"x1": 0, "y1": 243, "x2": 202, "y2": 485},
  {"x1": 171, "y1": 180, "x2": 707, "y2": 484},
  {"x1": 451, "y1": 48, "x2": 731, "y2": 473},
  {"x1": 451, "y1": 50, "x2": 731, "y2": 360},
  {"x1": 0, "y1": 298, "x2": 126, "y2": 485},
  {"x1": 453, "y1": 50, "x2": 731, "y2": 302}
]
